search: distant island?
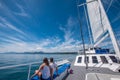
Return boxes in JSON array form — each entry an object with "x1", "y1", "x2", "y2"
[
  {"x1": 24, "y1": 51, "x2": 77, "y2": 54},
  {"x1": 0, "y1": 51, "x2": 77, "y2": 54}
]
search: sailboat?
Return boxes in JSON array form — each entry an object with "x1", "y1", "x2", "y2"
[
  {"x1": 31, "y1": 0, "x2": 120, "y2": 80},
  {"x1": 65, "y1": 0, "x2": 120, "y2": 80},
  {"x1": 12, "y1": 0, "x2": 120, "y2": 80}
]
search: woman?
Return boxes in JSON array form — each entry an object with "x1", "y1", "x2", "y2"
[{"x1": 35, "y1": 58, "x2": 52, "y2": 80}]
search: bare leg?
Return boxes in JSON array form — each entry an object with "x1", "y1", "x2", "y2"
[
  {"x1": 31, "y1": 70, "x2": 42, "y2": 78},
  {"x1": 35, "y1": 70, "x2": 42, "y2": 77}
]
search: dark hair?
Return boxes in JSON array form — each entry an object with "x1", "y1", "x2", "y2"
[
  {"x1": 43, "y1": 57, "x2": 49, "y2": 66},
  {"x1": 50, "y1": 57, "x2": 53, "y2": 62}
]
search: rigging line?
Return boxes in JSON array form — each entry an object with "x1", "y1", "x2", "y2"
[
  {"x1": 98, "y1": 0, "x2": 120, "y2": 57},
  {"x1": 106, "y1": 0, "x2": 114, "y2": 13},
  {"x1": 102, "y1": 38, "x2": 110, "y2": 54},
  {"x1": 102, "y1": 0, "x2": 120, "y2": 23},
  {"x1": 117, "y1": 32, "x2": 120, "y2": 47},
  {"x1": 94, "y1": 0, "x2": 117, "y2": 46},
  {"x1": 83, "y1": 4, "x2": 93, "y2": 48},
  {"x1": 77, "y1": 0, "x2": 88, "y2": 69},
  {"x1": 103, "y1": 0, "x2": 119, "y2": 10},
  {"x1": 98, "y1": 0, "x2": 113, "y2": 23},
  {"x1": 113, "y1": 30, "x2": 120, "y2": 48}
]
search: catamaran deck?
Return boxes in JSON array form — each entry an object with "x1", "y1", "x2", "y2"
[{"x1": 65, "y1": 61, "x2": 120, "y2": 80}]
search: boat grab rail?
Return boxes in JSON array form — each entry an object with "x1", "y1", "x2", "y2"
[{"x1": 0, "y1": 61, "x2": 42, "y2": 70}]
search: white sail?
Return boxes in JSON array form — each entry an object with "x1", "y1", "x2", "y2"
[
  {"x1": 86, "y1": 0, "x2": 108, "y2": 43},
  {"x1": 86, "y1": 0, "x2": 120, "y2": 58}
]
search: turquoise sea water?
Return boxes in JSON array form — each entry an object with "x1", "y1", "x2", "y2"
[{"x1": 0, "y1": 53, "x2": 76, "y2": 80}]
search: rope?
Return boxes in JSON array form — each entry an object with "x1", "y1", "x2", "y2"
[
  {"x1": 106, "y1": 0, "x2": 114, "y2": 13},
  {"x1": 77, "y1": 0, "x2": 88, "y2": 69},
  {"x1": 94, "y1": 0, "x2": 113, "y2": 27}
]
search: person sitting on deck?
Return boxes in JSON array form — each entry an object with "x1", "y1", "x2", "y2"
[
  {"x1": 49, "y1": 57, "x2": 58, "y2": 79},
  {"x1": 35, "y1": 57, "x2": 52, "y2": 80}
]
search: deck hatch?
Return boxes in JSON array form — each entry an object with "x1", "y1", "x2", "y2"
[
  {"x1": 92, "y1": 56, "x2": 98, "y2": 63},
  {"x1": 77, "y1": 57, "x2": 82, "y2": 63},
  {"x1": 84, "y1": 56, "x2": 89, "y2": 63},
  {"x1": 109, "y1": 56, "x2": 118, "y2": 63},
  {"x1": 100, "y1": 56, "x2": 108, "y2": 63}
]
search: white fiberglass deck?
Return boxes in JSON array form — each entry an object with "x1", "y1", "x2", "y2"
[{"x1": 66, "y1": 60, "x2": 120, "y2": 80}]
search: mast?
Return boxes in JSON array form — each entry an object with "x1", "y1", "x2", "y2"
[
  {"x1": 77, "y1": 0, "x2": 88, "y2": 69},
  {"x1": 98, "y1": 0, "x2": 120, "y2": 58}
]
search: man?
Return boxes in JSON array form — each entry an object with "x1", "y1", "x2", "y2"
[{"x1": 49, "y1": 57, "x2": 58, "y2": 79}]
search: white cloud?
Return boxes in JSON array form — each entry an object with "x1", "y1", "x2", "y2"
[
  {"x1": 14, "y1": 3, "x2": 29, "y2": 17},
  {"x1": 0, "y1": 36, "x2": 81, "y2": 53},
  {"x1": 5, "y1": 23, "x2": 25, "y2": 35},
  {"x1": 60, "y1": 17, "x2": 78, "y2": 41},
  {"x1": 0, "y1": 36, "x2": 59, "y2": 52},
  {"x1": 0, "y1": 17, "x2": 82, "y2": 53},
  {"x1": 51, "y1": 17, "x2": 81, "y2": 52},
  {"x1": 0, "y1": 17, "x2": 25, "y2": 35},
  {"x1": 0, "y1": 2, "x2": 30, "y2": 32},
  {"x1": 0, "y1": 23, "x2": 6, "y2": 28}
]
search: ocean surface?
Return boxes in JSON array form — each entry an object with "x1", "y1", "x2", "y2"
[{"x1": 0, "y1": 53, "x2": 76, "y2": 80}]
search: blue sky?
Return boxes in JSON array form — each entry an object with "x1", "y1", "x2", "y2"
[
  {"x1": 0, "y1": 0, "x2": 120, "y2": 53},
  {"x1": 0, "y1": 0, "x2": 81, "y2": 52}
]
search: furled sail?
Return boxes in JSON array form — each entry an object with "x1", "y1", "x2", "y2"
[{"x1": 86, "y1": 0, "x2": 109, "y2": 43}]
